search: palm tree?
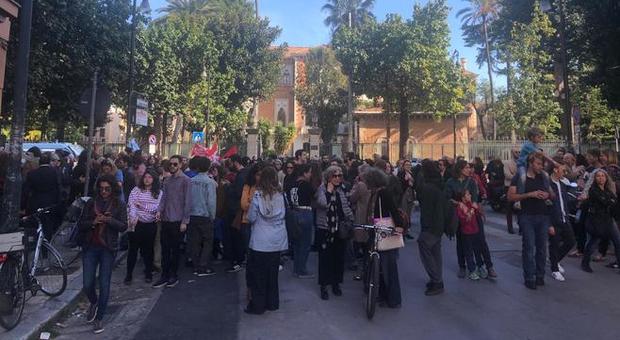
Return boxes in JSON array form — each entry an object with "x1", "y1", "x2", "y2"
[
  {"x1": 159, "y1": 0, "x2": 210, "y2": 16},
  {"x1": 322, "y1": 0, "x2": 375, "y2": 32},
  {"x1": 457, "y1": 0, "x2": 500, "y2": 139}
]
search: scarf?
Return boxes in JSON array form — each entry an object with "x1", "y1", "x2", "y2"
[
  {"x1": 91, "y1": 198, "x2": 112, "y2": 248},
  {"x1": 325, "y1": 190, "x2": 340, "y2": 246}
]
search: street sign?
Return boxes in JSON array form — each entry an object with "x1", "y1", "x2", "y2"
[
  {"x1": 192, "y1": 131, "x2": 204, "y2": 143},
  {"x1": 148, "y1": 134, "x2": 157, "y2": 145},
  {"x1": 79, "y1": 86, "x2": 111, "y2": 127},
  {"x1": 135, "y1": 96, "x2": 149, "y2": 127}
]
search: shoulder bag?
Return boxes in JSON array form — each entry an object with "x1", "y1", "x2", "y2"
[{"x1": 374, "y1": 197, "x2": 404, "y2": 251}]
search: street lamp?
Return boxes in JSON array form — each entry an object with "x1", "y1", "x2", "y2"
[
  {"x1": 126, "y1": 0, "x2": 150, "y2": 143},
  {"x1": 541, "y1": 0, "x2": 573, "y2": 147}
]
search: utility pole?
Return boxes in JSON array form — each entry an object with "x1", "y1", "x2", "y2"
[
  {"x1": 84, "y1": 70, "x2": 99, "y2": 197},
  {"x1": 0, "y1": 0, "x2": 34, "y2": 233},
  {"x1": 126, "y1": 0, "x2": 138, "y2": 142},
  {"x1": 347, "y1": 11, "x2": 354, "y2": 154}
]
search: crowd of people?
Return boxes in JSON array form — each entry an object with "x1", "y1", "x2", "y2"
[{"x1": 1, "y1": 127, "x2": 619, "y2": 333}]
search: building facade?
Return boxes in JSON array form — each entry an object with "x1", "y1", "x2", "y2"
[{"x1": 0, "y1": 0, "x2": 19, "y2": 113}]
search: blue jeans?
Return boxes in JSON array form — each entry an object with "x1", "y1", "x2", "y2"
[
  {"x1": 518, "y1": 214, "x2": 550, "y2": 282},
  {"x1": 82, "y1": 246, "x2": 115, "y2": 321},
  {"x1": 292, "y1": 210, "x2": 313, "y2": 275}
]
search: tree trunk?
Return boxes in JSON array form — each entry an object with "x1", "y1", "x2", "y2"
[
  {"x1": 482, "y1": 15, "x2": 496, "y2": 139},
  {"x1": 398, "y1": 97, "x2": 409, "y2": 159},
  {"x1": 506, "y1": 52, "x2": 517, "y2": 142},
  {"x1": 472, "y1": 94, "x2": 487, "y2": 140},
  {"x1": 385, "y1": 99, "x2": 391, "y2": 160}
]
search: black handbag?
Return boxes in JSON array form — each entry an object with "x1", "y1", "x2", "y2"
[{"x1": 284, "y1": 193, "x2": 301, "y2": 241}]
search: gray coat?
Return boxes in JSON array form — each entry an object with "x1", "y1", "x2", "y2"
[
  {"x1": 315, "y1": 183, "x2": 353, "y2": 230},
  {"x1": 248, "y1": 190, "x2": 288, "y2": 252}
]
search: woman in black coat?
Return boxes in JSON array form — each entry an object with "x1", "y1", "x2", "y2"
[{"x1": 581, "y1": 169, "x2": 620, "y2": 273}]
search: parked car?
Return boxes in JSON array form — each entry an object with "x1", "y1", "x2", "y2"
[{"x1": 22, "y1": 142, "x2": 84, "y2": 158}]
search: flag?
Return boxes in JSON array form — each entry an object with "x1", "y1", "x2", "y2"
[
  {"x1": 222, "y1": 145, "x2": 238, "y2": 159},
  {"x1": 190, "y1": 143, "x2": 208, "y2": 157}
]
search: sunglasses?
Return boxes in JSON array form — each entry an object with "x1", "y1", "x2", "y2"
[
  {"x1": 169, "y1": 162, "x2": 179, "y2": 167},
  {"x1": 99, "y1": 186, "x2": 112, "y2": 192}
]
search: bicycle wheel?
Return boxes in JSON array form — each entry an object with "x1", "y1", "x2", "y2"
[
  {"x1": 365, "y1": 253, "x2": 380, "y2": 320},
  {"x1": 32, "y1": 242, "x2": 67, "y2": 297},
  {"x1": 50, "y1": 222, "x2": 81, "y2": 266},
  {"x1": 0, "y1": 257, "x2": 26, "y2": 330}
]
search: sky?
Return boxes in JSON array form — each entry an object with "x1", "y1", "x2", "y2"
[{"x1": 149, "y1": 0, "x2": 497, "y2": 84}]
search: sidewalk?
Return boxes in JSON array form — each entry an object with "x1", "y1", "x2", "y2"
[{"x1": 0, "y1": 262, "x2": 83, "y2": 340}]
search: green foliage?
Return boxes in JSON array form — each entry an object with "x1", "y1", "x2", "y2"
[
  {"x1": 574, "y1": 86, "x2": 620, "y2": 142},
  {"x1": 273, "y1": 124, "x2": 296, "y2": 156},
  {"x1": 494, "y1": 4, "x2": 561, "y2": 137},
  {"x1": 333, "y1": 0, "x2": 466, "y2": 156},
  {"x1": 136, "y1": 5, "x2": 283, "y2": 144},
  {"x1": 257, "y1": 120, "x2": 272, "y2": 151},
  {"x1": 295, "y1": 47, "x2": 348, "y2": 143},
  {"x1": 322, "y1": 0, "x2": 376, "y2": 32},
  {"x1": 3, "y1": 0, "x2": 134, "y2": 140}
]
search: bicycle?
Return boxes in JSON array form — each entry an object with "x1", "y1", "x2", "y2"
[
  {"x1": 50, "y1": 197, "x2": 90, "y2": 266},
  {"x1": 0, "y1": 207, "x2": 68, "y2": 330},
  {"x1": 353, "y1": 223, "x2": 397, "y2": 320}
]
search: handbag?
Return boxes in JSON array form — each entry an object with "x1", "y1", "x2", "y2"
[
  {"x1": 374, "y1": 197, "x2": 404, "y2": 251},
  {"x1": 284, "y1": 193, "x2": 301, "y2": 241}
]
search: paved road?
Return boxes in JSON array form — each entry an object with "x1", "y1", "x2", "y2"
[{"x1": 48, "y1": 208, "x2": 620, "y2": 340}]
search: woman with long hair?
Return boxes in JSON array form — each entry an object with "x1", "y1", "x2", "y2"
[
  {"x1": 364, "y1": 167, "x2": 406, "y2": 307},
  {"x1": 581, "y1": 169, "x2": 620, "y2": 273},
  {"x1": 77, "y1": 175, "x2": 128, "y2": 334},
  {"x1": 126, "y1": 169, "x2": 162, "y2": 284},
  {"x1": 315, "y1": 166, "x2": 354, "y2": 300},
  {"x1": 241, "y1": 162, "x2": 264, "y2": 249},
  {"x1": 245, "y1": 166, "x2": 288, "y2": 314}
]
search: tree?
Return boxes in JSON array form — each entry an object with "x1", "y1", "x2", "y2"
[
  {"x1": 3, "y1": 0, "x2": 134, "y2": 140},
  {"x1": 159, "y1": 0, "x2": 210, "y2": 16},
  {"x1": 322, "y1": 0, "x2": 375, "y2": 32},
  {"x1": 257, "y1": 120, "x2": 272, "y2": 152},
  {"x1": 296, "y1": 47, "x2": 348, "y2": 145},
  {"x1": 273, "y1": 124, "x2": 296, "y2": 156},
  {"x1": 574, "y1": 86, "x2": 620, "y2": 143},
  {"x1": 333, "y1": 0, "x2": 466, "y2": 158},
  {"x1": 457, "y1": 0, "x2": 500, "y2": 139},
  {"x1": 494, "y1": 4, "x2": 561, "y2": 137}
]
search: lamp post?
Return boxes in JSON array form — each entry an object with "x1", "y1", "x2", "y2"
[
  {"x1": 541, "y1": 0, "x2": 573, "y2": 147},
  {"x1": 126, "y1": 0, "x2": 150, "y2": 143}
]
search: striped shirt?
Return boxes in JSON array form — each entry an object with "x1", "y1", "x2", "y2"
[{"x1": 128, "y1": 187, "x2": 162, "y2": 228}]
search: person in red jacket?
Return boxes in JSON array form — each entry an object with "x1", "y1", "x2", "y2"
[{"x1": 455, "y1": 189, "x2": 488, "y2": 280}]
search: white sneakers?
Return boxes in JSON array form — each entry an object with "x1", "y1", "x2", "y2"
[
  {"x1": 551, "y1": 271, "x2": 565, "y2": 281},
  {"x1": 558, "y1": 263, "x2": 565, "y2": 274}
]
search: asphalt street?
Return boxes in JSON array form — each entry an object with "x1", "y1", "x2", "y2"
[{"x1": 48, "y1": 207, "x2": 620, "y2": 340}]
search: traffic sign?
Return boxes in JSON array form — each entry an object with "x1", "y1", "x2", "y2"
[
  {"x1": 192, "y1": 131, "x2": 204, "y2": 143},
  {"x1": 148, "y1": 134, "x2": 157, "y2": 145}
]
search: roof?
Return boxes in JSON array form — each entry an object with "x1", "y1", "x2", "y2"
[{"x1": 283, "y1": 46, "x2": 313, "y2": 59}]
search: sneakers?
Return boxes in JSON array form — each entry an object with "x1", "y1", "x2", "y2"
[
  {"x1": 197, "y1": 268, "x2": 216, "y2": 277},
  {"x1": 123, "y1": 276, "x2": 132, "y2": 285},
  {"x1": 477, "y1": 266, "x2": 488, "y2": 279},
  {"x1": 226, "y1": 264, "x2": 242, "y2": 273},
  {"x1": 424, "y1": 282, "x2": 444, "y2": 296},
  {"x1": 457, "y1": 267, "x2": 467, "y2": 278},
  {"x1": 605, "y1": 262, "x2": 619, "y2": 269},
  {"x1": 513, "y1": 201, "x2": 521, "y2": 210},
  {"x1": 551, "y1": 271, "x2": 565, "y2": 282},
  {"x1": 320, "y1": 286, "x2": 329, "y2": 300},
  {"x1": 152, "y1": 278, "x2": 168, "y2": 288},
  {"x1": 86, "y1": 303, "x2": 98, "y2": 323},
  {"x1": 166, "y1": 277, "x2": 179, "y2": 287},
  {"x1": 487, "y1": 267, "x2": 498, "y2": 278},
  {"x1": 278, "y1": 265, "x2": 284, "y2": 272},
  {"x1": 557, "y1": 263, "x2": 565, "y2": 274},
  {"x1": 468, "y1": 271, "x2": 480, "y2": 281},
  {"x1": 93, "y1": 320, "x2": 104, "y2": 334},
  {"x1": 332, "y1": 284, "x2": 343, "y2": 296}
]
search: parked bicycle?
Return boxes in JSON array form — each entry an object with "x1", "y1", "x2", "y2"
[
  {"x1": 353, "y1": 223, "x2": 397, "y2": 320},
  {"x1": 0, "y1": 207, "x2": 68, "y2": 330},
  {"x1": 50, "y1": 197, "x2": 90, "y2": 266}
]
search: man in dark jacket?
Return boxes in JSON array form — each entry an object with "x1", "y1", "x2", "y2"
[
  {"x1": 23, "y1": 152, "x2": 62, "y2": 238},
  {"x1": 224, "y1": 154, "x2": 250, "y2": 273},
  {"x1": 416, "y1": 159, "x2": 450, "y2": 296}
]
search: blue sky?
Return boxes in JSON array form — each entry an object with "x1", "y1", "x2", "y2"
[{"x1": 149, "y1": 0, "x2": 496, "y2": 83}]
